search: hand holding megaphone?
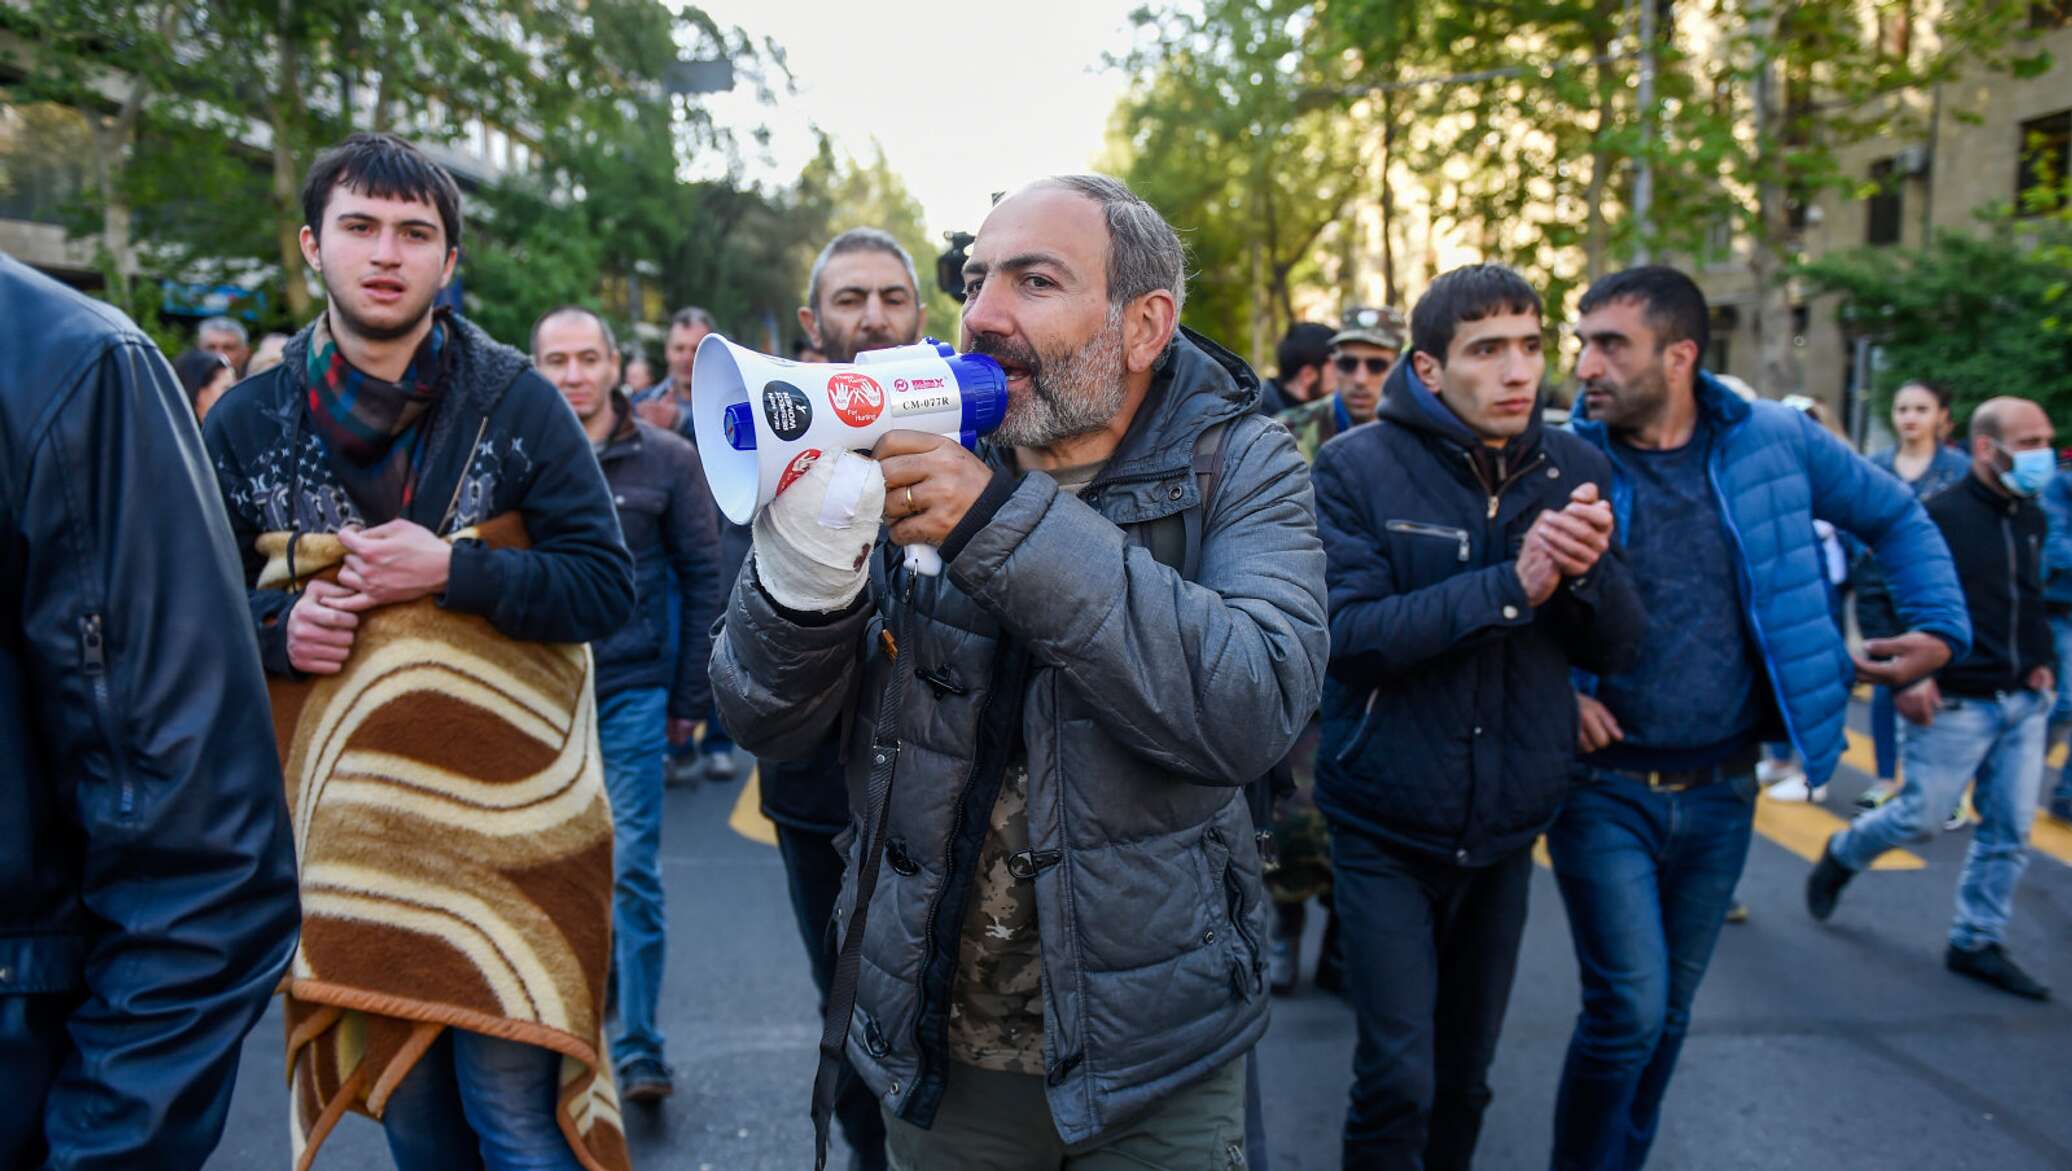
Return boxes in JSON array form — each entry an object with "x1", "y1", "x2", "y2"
[{"x1": 692, "y1": 334, "x2": 1008, "y2": 577}]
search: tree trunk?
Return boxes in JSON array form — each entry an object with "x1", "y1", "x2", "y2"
[
  {"x1": 1583, "y1": 28, "x2": 1615, "y2": 281},
  {"x1": 1378, "y1": 91, "x2": 1400, "y2": 306},
  {"x1": 1749, "y1": 3, "x2": 1802, "y2": 396},
  {"x1": 273, "y1": 0, "x2": 312, "y2": 319},
  {"x1": 1249, "y1": 236, "x2": 1268, "y2": 373}
]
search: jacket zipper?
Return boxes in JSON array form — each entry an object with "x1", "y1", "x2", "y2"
[
  {"x1": 79, "y1": 613, "x2": 132, "y2": 817},
  {"x1": 1701, "y1": 421, "x2": 1800, "y2": 761},
  {"x1": 1448, "y1": 446, "x2": 1545, "y2": 856},
  {"x1": 1385, "y1": 520, "x2": 1472, "y2": 562},
  {"x1": 2005, "y1": 513, "x2": 2022, "y2": 678}
]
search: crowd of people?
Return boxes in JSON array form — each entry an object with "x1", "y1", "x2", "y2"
[{"x1": 2, "y1": 128, "x2": 2064, "y2": 1171}]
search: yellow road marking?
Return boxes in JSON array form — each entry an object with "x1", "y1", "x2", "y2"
[
  {"x1": 728, "y1": 765, "x2": 778, "y2": 846},
  {"x1": 1533, "y1": 836, "x2": 1551, "y2": 869},
  {"x1": 1754, "y1": 792, "x2": 1923, "y2": 869}
]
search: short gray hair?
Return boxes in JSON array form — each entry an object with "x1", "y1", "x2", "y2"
[
  {"x1": 198, "y1": 315, "x2": 249, "y2": 345},
  {"x1": 807, "y1": 228, "x2": 920, "y2": 313},
  {"x1": 669, "y1": 306, "x2": 716, "y2": 334},
  {"x1": 529, "y1": 305, "x2": 617, "y2": 362},
  {"x1": 1037, "y1": 174, "x2": 1188, "y2": 319}
]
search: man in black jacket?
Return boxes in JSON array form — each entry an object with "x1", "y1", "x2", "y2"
[
  {"x1": 1310, "y1": 264, "x2": 1646, "y2": 1170},
  {"x1": 757, "y1": 226, "x2": 929, "y2": 1170},
  {"x1": 535, "y1": 305, "x2": 721, "y2": 1100},
  {"x1": 1812, "y1": 396, "x2": 2057, "y2": 1000},
  {"x1": 1, "y1": 254, "x2": 301, "y2": 1170},
  {"x1": 203, "y1": 133, "x2": 633, "y2": 1165}
]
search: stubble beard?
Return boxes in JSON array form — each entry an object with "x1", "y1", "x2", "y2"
[
  {"x1": 324, "y1": 271, "x2": 438, "y2": 345},
  {"x1": 987, "y1": 309, "x2": 1129, "y2": 450}
]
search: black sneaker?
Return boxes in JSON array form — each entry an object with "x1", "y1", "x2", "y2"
[
  {"x1": 1805, "y1": 841, "x2": 1856, "y2": 922},
  {"x1": 619, "y1": 1057, "x2": 675, "y2": 1103},
  {"x1": 1946, "y1": 943, "x2": 2052, "y2": 1001}
]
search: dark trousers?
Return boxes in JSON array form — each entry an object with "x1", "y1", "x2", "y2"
[
  {"x1": 774, "y1": 820, "x2": 887, "y2": 1169},
  {"x1": 1330, "y1": 824, "x2": 1534, "y2": 1171}
]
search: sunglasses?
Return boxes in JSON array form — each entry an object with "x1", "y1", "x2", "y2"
[{"x1": 1333, "y1": 355, "x2": 1392, "y2": 376}]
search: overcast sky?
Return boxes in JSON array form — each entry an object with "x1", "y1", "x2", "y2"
[{"x1": 690, "y1": 0, "x2": 1141, "y2": 238}]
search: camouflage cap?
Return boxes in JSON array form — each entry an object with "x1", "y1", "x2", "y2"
[{"x1": 1331, "y1": 305, "x2": 1406, "y2": 351}]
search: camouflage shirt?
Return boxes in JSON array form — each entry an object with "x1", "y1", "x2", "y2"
[
  {"x1": 1276, "y1": 395, "x2": 1350, "y2": 465},
  {"x1": 947, "y1": 761, "x2": 1045, "y2": 1073},
  {"x1": 946, "y1": 460, "x2": 1108, "y2": 1074}
]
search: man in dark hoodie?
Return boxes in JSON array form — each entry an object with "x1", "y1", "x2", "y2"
[
  {"x1": 1309, "y1": 264, "x2": 1646, "y2": 1171},
  {"x1": 204, "y1": 133, "x2": 634, "y2": 1168}
]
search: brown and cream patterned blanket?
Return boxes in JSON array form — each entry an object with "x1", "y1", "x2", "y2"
[{"x1": 258, "y1": 514, "x2": 629, "y2": 1171}]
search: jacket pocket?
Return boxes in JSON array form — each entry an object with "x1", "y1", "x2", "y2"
[
  {"x1": 79, "y1": 612, "x2": 136, "y2": 822},
  {"x1": 1201, "y1": 825, "x2": 1264, "y2": 1001},
  {"x1": 1333, "y1": 689, "x2": 1382, "y2": 767},
  {"x1": 1385, "y1": 519, "x2": 1471, "y2": 563}
]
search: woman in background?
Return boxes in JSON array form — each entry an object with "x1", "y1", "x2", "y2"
[
  {"x1": 172, "y1": 348, "x2": 236, "y2": 423},
  {"x1": 1858, "y1": 380, "x2": 1972, "y2": 814}
]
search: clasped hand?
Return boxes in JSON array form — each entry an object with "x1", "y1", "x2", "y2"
[
  {"x1": 284, "y1": 520, "x2": 452, "y2": 675},
  {"x1": 1516, "y1": 483, "x2": 1615, "y2": 607}
]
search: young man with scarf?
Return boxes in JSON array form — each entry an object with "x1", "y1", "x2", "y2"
[{"x1": 203, "y1": 133, "x2": 635, "y2": 1170}]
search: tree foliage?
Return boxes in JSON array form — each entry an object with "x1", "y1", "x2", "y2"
[
  {"x1": 1799, "y1": 187, "x2": 2072, "y2": 424},
  {"x1": 1105, "y1": 0, "x2": 2057, "y2": 390}
]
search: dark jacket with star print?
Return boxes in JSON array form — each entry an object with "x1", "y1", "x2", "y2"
[{"x1": 202, "y1": 311, "x2": 634, "y2": 675}]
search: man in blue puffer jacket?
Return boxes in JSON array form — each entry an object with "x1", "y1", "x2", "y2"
[
  {"x1": 2039, "y1": 464, "x2": 2072, "y2": 821},
  {"x1": 1551, "y1": 267, "x2": 1970, "y2": 1171}
]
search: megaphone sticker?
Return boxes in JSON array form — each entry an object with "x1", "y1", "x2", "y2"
[
  {"x1": 693, "y1": 333, "x2": 1007, "y2": 529},
  {"x1": 827, "y1": 371, "x2": 885, "y2": 427},
  {"x1": 762, "y1": 381, "x2": 813, "y2": 441},
  {"x1": 776, "y1": 448, "x2": 823, "y2": 496}
]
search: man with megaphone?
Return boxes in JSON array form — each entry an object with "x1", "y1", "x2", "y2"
[{"x1": 709, "y1": 175, "x2": 1328, "y2": 1170}]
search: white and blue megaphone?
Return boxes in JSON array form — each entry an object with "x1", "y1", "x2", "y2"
[{"x1": 692, "y1": 334, "x2": 1009, "y2": 574}]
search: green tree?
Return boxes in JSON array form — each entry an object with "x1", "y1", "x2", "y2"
[
  {"x1": 1798, "y1": 178, "x2": 2072, "y2": 423},
  {"x1": 1107, "y1": 0, "x2": 1368, "y2": 364}
]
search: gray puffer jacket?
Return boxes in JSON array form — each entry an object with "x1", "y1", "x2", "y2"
[{"x1": 711, "y1": 329, "x2": 1327, "y2": 1143}]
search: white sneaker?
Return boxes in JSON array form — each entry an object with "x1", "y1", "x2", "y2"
[
  {"x1": 1757, "y1": 759, "x2": 1801, "y2": 786},
  {"x1": 1765, "y1": 774, "x2": 1829, "y2": 803}
]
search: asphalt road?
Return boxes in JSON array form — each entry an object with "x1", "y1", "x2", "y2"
[{"x1": 207, "y1": 713, "x2": 2072, "y2": 1170}]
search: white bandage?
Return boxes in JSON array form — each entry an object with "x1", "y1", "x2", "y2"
[{"x1": 752, "y1": 451, "x2": 885, "y2": 613}]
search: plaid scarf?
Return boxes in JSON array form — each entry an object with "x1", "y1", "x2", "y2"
[{"x1": 304, "y1": 309, "x2": 449, "y2": 515}]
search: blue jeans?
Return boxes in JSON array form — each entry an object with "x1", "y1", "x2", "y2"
[
  {"x1": 383, "y1": 1028, "x2": 581, "y2": 1170},
  {"x1": 1831, "y1": 689, "x2": 2049, "y2": 950},
  {"x1": 1546, "y1": 767, "x2": 1758, "y2": 1171},
  {"x1": 598, "y1": 686, "x2": 669, "y2": 1068}
]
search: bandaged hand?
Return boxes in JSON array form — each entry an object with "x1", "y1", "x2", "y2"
[{"x1": 752, "y1": 451, "x2": 885, "y2": 613}]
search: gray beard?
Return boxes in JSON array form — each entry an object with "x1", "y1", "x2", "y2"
[{"x1": 991, "y1": 312, "x2": 1129, "y2": 449}]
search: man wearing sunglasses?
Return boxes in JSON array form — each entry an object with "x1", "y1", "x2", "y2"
[{"x1": 1278, "y1": 308, "x2": 1405, "y2": 463}]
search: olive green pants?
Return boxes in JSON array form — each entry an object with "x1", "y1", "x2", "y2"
[{"x1": 883, "y1": 1058, "x2": 1247, "y2": 1170}]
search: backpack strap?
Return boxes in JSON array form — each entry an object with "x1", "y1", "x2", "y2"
[{"x1": 1180, "y1": 418, "x2": 1230, "y2": 581}]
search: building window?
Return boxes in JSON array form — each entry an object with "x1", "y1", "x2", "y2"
[
  {"x1": 2016, "y1": 109, "x2": 2071, "y2": 214},
  {"x1": 1866, "y1": 158, "x2": 1903, "y2": 245}
]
